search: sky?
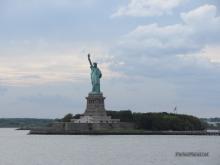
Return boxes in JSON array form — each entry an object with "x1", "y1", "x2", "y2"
[{"x1": 0, "y1": 0, "x2": 220, "y2": 118}]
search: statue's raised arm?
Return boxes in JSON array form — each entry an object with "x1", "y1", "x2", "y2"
[{"x1": 88, "y1": 54, "x2": 93, "y2": 67}]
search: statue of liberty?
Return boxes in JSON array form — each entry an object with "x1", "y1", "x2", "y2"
[{"x1": 88, "y1": 54, "x2": 102, "y2": 94}]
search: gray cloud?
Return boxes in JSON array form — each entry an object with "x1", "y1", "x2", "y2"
[
  {"x1": 111, "y1": 4, "x2": 220, "y2": 78},
  {"x1": 0, "y1": 86, "x2": 7, "y2": 96},
  {"x1": 107, "y1": 4, "x2": 220, "y2": 117},
  {"x1": 19, "y1": 94, "x2": 79, "y2": 108},
  {"x1": 115, "y1": 4, "x2": 220, "y2": 58},
  {"x1": 112, "y1": 0, "x2": 186, "y2": 17},
  {"x1": 0, "y1": 82, "x2": 90, "y2": 118}
]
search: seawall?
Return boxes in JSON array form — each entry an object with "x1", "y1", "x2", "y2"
[{"x1": 29, "y1": 122, "x2": 220, "y2": 135}]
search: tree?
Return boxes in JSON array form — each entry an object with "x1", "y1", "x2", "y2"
[{"x1": 62, "y1": 113, "x2": 73, "y2": 122}]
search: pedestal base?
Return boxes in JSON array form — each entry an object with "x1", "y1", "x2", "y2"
[
  {"x1": 84, "y1": 93, "x2": 107, "y2": 117},
  {"x1": 71, "y1": 93, "x2": 120, "y2": 123}
]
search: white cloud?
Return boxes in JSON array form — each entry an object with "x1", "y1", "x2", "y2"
[
  {"x1": 118, "y1": 23, "x2": 196, "y2": 56},
  {"x1": 201, "y1": 45, "x2": 220, "y2": 63},
  {"x1": 116, "y1": 4, "x2": 220, "y2": 57},
  {"x1": 0, "y1": 41, "x2": 122, "y2": 86},
  {"x1": 0, "y1": 86, "x2": 7, "y2": 96},
  {"x1": 112, "y1": 0, "x2": 186, "y2": 17},
  {"x1": 181, "y1": 4, "x2": 217, "y2": 25}
]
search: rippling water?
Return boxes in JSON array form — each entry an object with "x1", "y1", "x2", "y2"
[{"x1": 0, "y1": 128, "x2": 219, "y2": 165}]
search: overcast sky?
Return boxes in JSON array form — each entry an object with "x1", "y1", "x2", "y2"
[{"x1": 0, "y1": 0, "x2": 220, "y2": 118}]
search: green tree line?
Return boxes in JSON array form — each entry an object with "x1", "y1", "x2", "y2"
[
  {"x1": 0, "y1": 118, "x2": 53, "y2": 128},
  {"x1": 107, "y1": 111, "x2": 206, "y2": 131}
]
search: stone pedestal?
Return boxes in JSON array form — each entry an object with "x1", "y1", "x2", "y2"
[
  {"x1": 84, "y1": 93, "x2": 107, "y2": 117},
  {"x1": 71, "y1": 92, "x2": 120, "y2": 123}
]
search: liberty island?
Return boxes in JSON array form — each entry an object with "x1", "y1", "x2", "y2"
[{"x1": 29, "y1": 54, "x2": 214, "y2": 135}]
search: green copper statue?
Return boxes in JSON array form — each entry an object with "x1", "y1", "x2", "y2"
[{"x1": 88, "y1": 54, "x2": 102, "y2": 94}]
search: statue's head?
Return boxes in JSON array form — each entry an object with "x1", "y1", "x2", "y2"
[{"x1": 93, "y1": 62, "x2": 97, "y2": 67}]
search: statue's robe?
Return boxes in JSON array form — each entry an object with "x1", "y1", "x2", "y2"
[{"x1": 90, "y1": 66, "x2": 102, "y2": 93}]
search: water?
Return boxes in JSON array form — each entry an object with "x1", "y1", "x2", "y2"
[{"x1": 0, "y1": 128, "x2": 219, "y2": 165}]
